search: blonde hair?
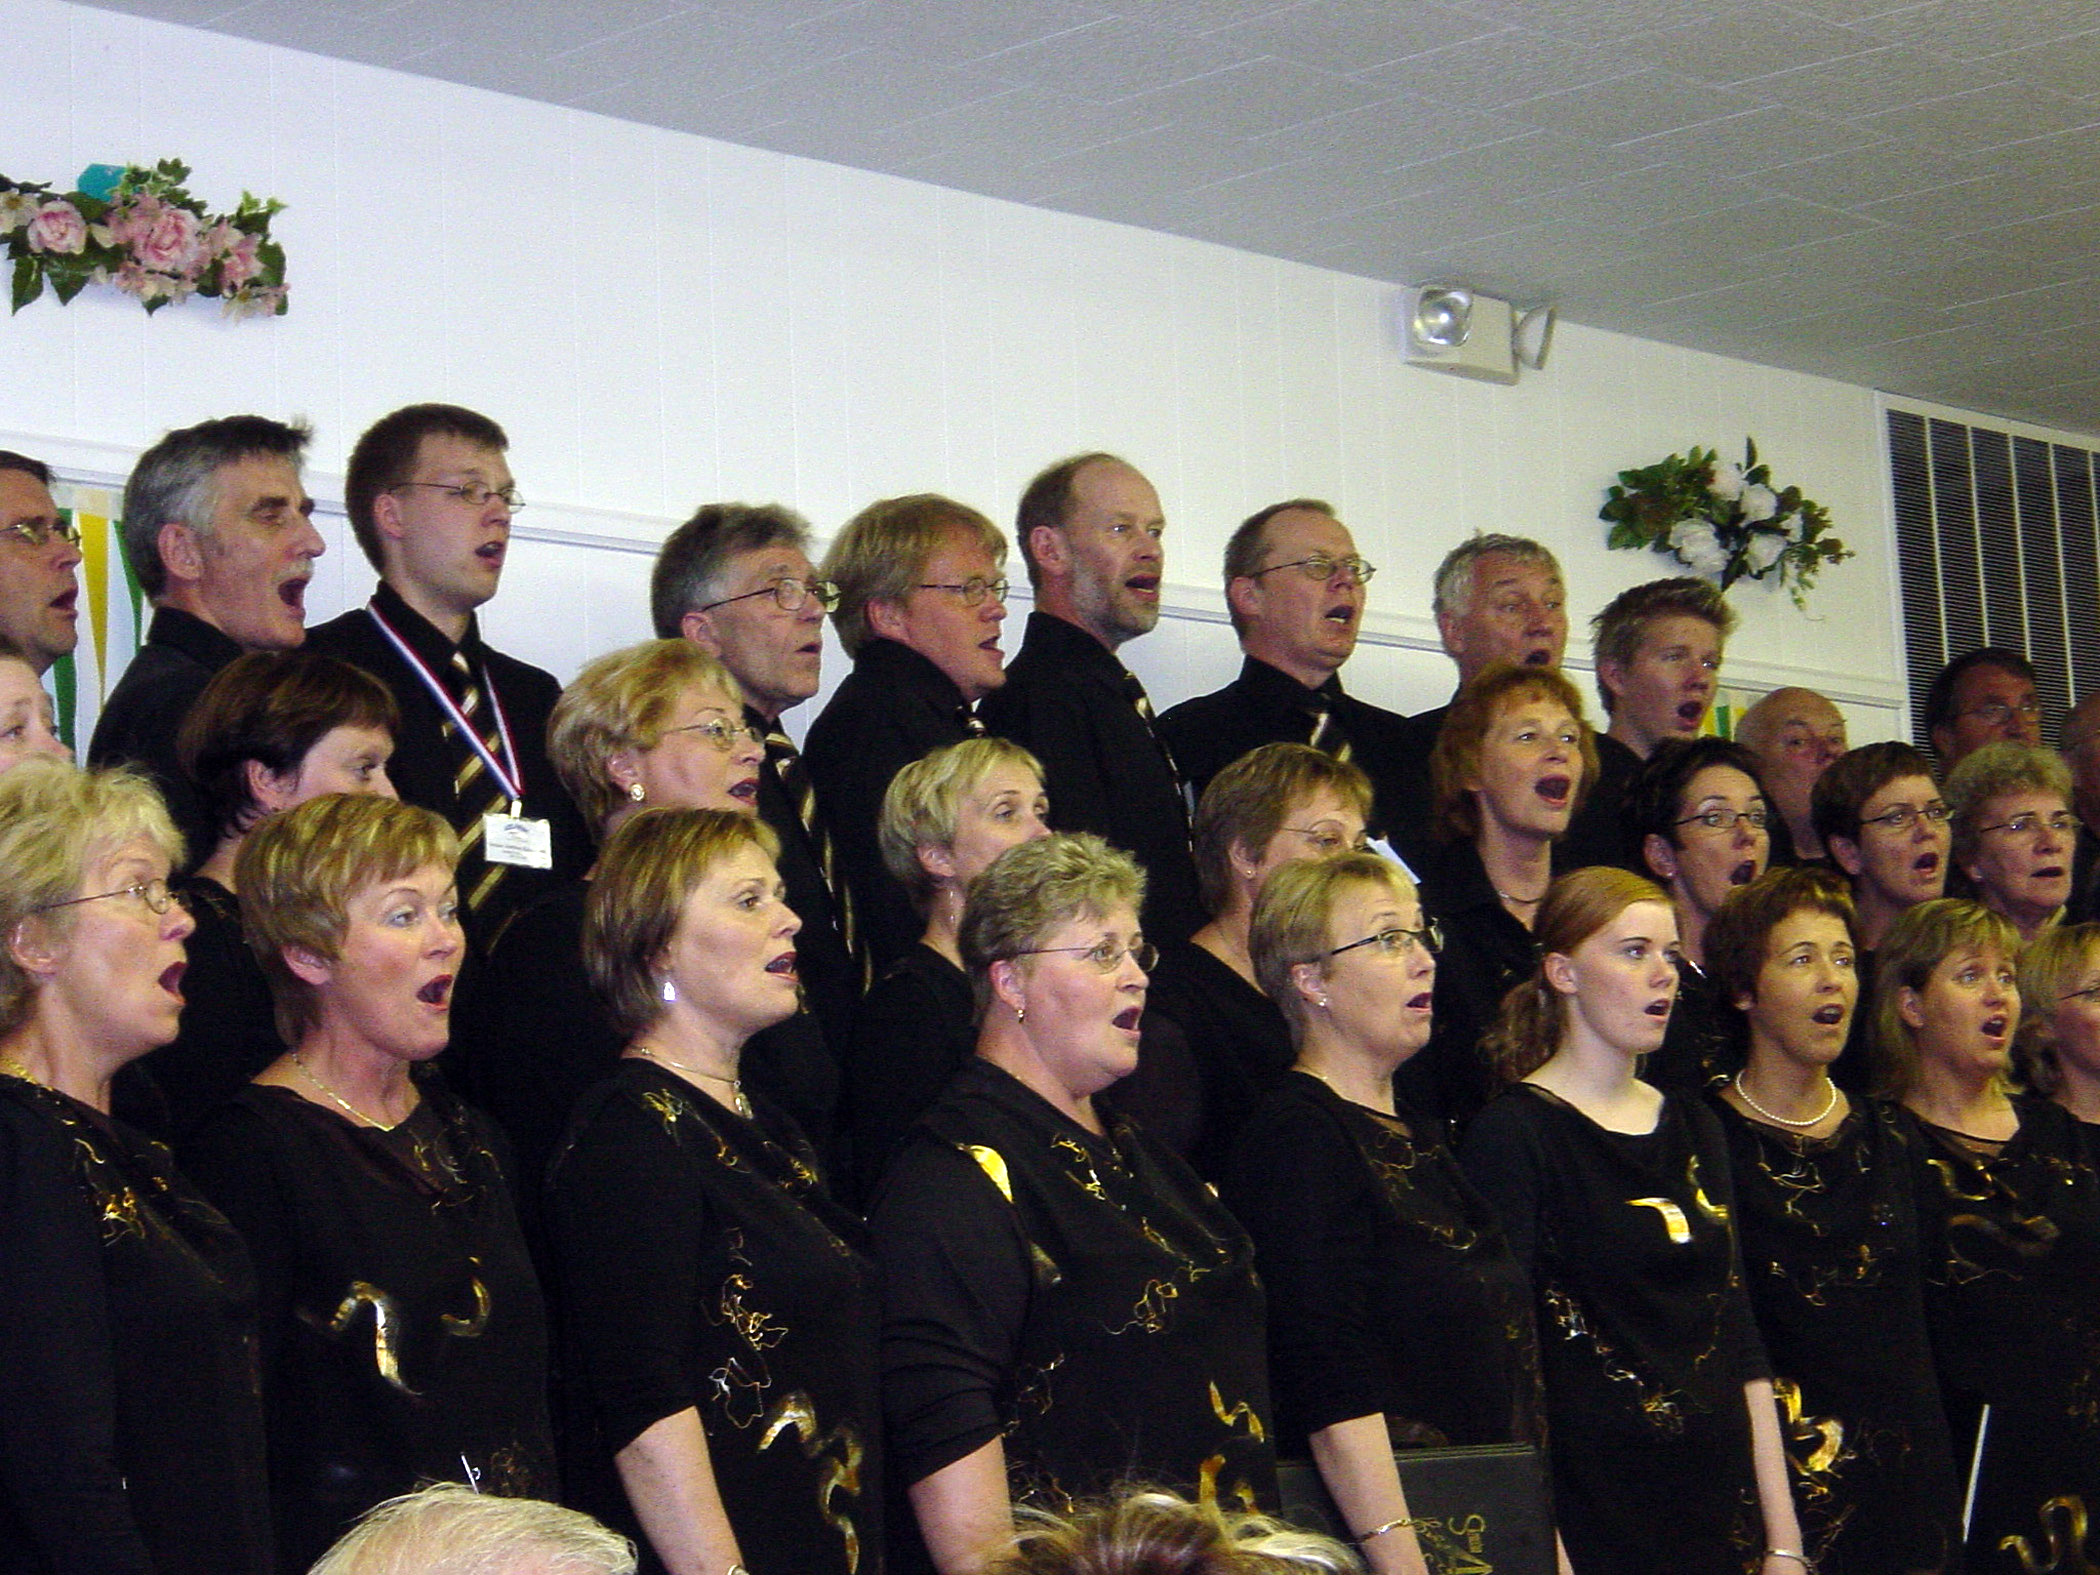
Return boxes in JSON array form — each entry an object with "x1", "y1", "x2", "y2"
[
  {"x1": 582, "y1": 808, "x2": 780, "y2": 1038},
  {"x1": 236, "y1": 795, "x2": 459, "y2": 1044},
  {"x1": 959, "y1": 833, "x2": 1144, "y2": 1021},
  {"x1": 0, "y1": 760, "x2": 181, "y2": 1040},
  {"x1": 879, "y1": 736, "x2": 1045, "y2": 911},
  {"x1": 821, "y1": 493, "x2": 1006, "y2": 657},
  {"x1": 1482, "y1": 866, "x2": 1671, "y2": 1083},
  {"x1": 1943, "y1": 741, "x2": 2072, "y2": 865},
  {"x1": 1869, "y1": 898, "x2": 2022, "y2": 1100},
  {"x1": 988, "y1": 1489, "x2": 1360, "y2": 1575},
  {"x1": 2014, "y1": 921, "x2": 2100, "y2": 1096},
  {"x1": 550, "y1": 640, "x2": 745, "y2": 830},
  {"x1": 1250, "y1": 852, "x2": 1412, "y2": 1042},
  {"x1": 1193, "y1": 744, "x2": 1373, "y2": 916},
  {"x1": 307, "y1": 1484, "x2": 635, "y2": 1575},
  {"x1": 1429, "y1": 663, "x2": 1599, "y2": 842}
]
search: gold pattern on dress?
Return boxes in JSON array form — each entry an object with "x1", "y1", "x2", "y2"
[
  {"x1": 1207, "y1": 1380, "x2": 1267, "y2": 1443},
  {"x1": 1688, "y1": 1152, "x2": 1730, "y2": 1226},
  {"x1": 1050, "y1": 1133, "x2": 1111, "y2": 1203},
  {"x1": 1629, "y1": 1197, "x2": 1692, "y2": 1244},
  {"x1": 759, "y1": 1391, "x2": 867, "y2": 1574},
  {"x1": 1011, "y1": 1352, "x2": 1065, "y2": 1420},
  {"x1": 1195, "y1": 1453, "x2": 1260, "y2": 1514},
  {"x1": 1771, "y1": 1377, "x2": 1850, "y2": 1505},
  {"x1": 1543, "y1": 1286, "x2": 1684, "y2": 1432},
  {"x1": 1110, "y1": 1278, "x2": 1182, "y2": 1334},
  {"x1": 642, "y1": 1084, "x2": 695, "y2": 1137},
  {"x1": 966, "y1": 1144, "x2": 1014, "y2": 1203},
  {"x1": 307, "y1": 1281, "x2": 419, "y2": 1395},
  {"x1": 1755, "y1": 1147, "x2": 1829, "y2": 1225},
  {"x1": 439, "y1": 1258, "x2": 492, "y2": 1338},
  {"x1": 2001, "y1": 1495, "x2": 2100, "y2": 1575}
]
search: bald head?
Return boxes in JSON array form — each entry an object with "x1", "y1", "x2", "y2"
[{"x1": 1736, "y1": 686, "x2": 1846, "y2": 856}]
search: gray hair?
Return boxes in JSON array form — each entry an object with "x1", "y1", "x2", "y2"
[
  {"x1": 1431, "y1": 533, "x2": 1561, "y2": 621},
  {"x1": 120, "y1": 414, "x2": 311, "y2": 600},
  {"x1": 306, "y1": 1485, "x2": 636, "y2": 1575},
  {"x1": 650, "y1": 501, "x2": 815, "y2": 638}
]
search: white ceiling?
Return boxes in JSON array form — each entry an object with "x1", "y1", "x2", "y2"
[{"x1": 84, "y1": 0, "x2": 2100, "y2": 434}]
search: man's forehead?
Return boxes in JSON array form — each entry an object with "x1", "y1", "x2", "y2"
[
  {"x1": 412, "y1": 435, "x2": 509, "y2": 478},
  {"x1": 1778, "y1": 697, "x2": 1843, "y2": 729},
  {"x1": 1474, "y1": 555, "x2": 1557, "y2": 596},
  {"x1": 726, "y1": 545, "x2": 812, "y2": 582},
  {"x1": 1264, "y1": 509, "x2": 1350, "y2": 554},
  {"x1": 0, "y1": 471, "x2": 55, "y2": 522},
  {"x1": 1958, "y1": 663, "x2": 2035, "y2": 698}
]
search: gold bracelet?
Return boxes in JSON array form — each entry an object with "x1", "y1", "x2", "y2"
[
  {"x1": 1765, "y1": 1552, "x2": 1810, "y2": 1569},
  {"x1": 1361, "y1": 1517, "x2": 1418, "y2": 1543}
]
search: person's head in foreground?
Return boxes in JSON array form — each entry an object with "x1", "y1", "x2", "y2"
[
  {"x1": 881, "y1": 736, "x2": 1050, "y2": 948},
  {"x1": 1705, "y1": 866, "x2": 1860, "y2": 1108},
  {"x1": 986, "y1": 1488, "x2": 1360, "y2": 1575},
  {"x1": 306, "y1": 1482, "x2": 636, "y2": 1575},
  {"x1": 1870, "y1": 897, "x2": 2021, "y2": 1105},
  {"x1": 1943, "y1": 740, "x2": 2075, "y2": 943}
]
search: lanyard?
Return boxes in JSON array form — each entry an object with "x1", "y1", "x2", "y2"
[{"x1": 364, "y1": 603, "x2": 527, "y2": 810}]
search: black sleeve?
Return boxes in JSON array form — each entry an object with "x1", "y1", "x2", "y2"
[
  {"x1": 1220, "y1": 1100, "x2": 1393, "y2": 1436},
  {"x1": 995, "y1": 683, "x2": 1117, "y2": 842},
  {"x1": 0, "y1": 1110, "x2": 155, "y2": 1573},
  {"x1": 1458, "y1": 1096, "x2": 1544, "y2": 1279},
  {"x1": 1684, "y1": 1099, "x2": 1772, "y2": 1386},
  {"x1": 868, "y1": 1138, "x2": 1032, "y2": 1486},
  {"x1": 546, "y1": 1090, "x2": 713, "y2": 1452}
]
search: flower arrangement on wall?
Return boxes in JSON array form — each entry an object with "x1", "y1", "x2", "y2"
[
  {"x1": 0, "y1": 160, "x2": 286, "y2": 318},
  {"x1": 1599, "y1": 438, "x2": 1850, "y2": 608}
]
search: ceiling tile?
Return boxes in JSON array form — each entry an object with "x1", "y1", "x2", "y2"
[
  {"x1": 1627, "y1": 7, "x2": 1886, "y2": 84},
  {"x1": 1745, "y1": 43, "x2": 2003, "y2": 118},
  {"x1": 1502, "y1": 68, "x2": 1767, "y2": 145},
  {"x1": 1112, "y1": 55, "x2": 1388, "y2": 137},
  {"x1": 1616, "y1": 103, "x2": 1885, "y2": 175},
  {"x1": 1390, "y1": 128, "x2": 1662, "y2": 193},
  {"x1": 1208, "y1": 0, "x2": 1503, "y2": 74},
  {"x1": 1854, "y1": 81, "x2": 2100, "y2": 151},
  {"x1": 1860, "y1": 171, "x2": 2100, "y2": 237},
  {"x1": 1243, "y1": 95, "x2": 1532, "y2": 169},
  {"x1": 1452, "y1": 0, "x2": 1731, "y2": 48},
  {"x1": 1852, "y1": 0, "x2": 2100, "y2": 62},
  {"x1": 1744, "y1": 141, "x2": 1973, "y2": 205},
  {"x1": 1023, "y1": 121, "x2": 1295, "y2": 196},
  {"x1": 1967, "y1": 204, "x2": 2100, "y2": 268},
  {"x1": 1351, "y1": 29, "x2": 1638, "y2": 111},
  {"x1": 881, "y1": 89, "x2": 1172, "y2": 178},
  {"x1": 780, "y1": 0, "x2": 1110, "y2": 64},
  {"x1": 973, "y1": 15, "x2": 1261, "y2": 100},
  {"x1": 1983, "y1": 30, "x2": 2100, "y2": 101}
]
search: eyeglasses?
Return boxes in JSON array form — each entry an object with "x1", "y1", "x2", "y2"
[
  {"x1": 1248, "y1": 554, "x2": 1377, "y2": 587},
  {"x1": 391, "y1": 480, "x2": 526, "y2": 512},
  {"x1": 660, "y1": 718, "x2": 764, "y2": 752},
  {"x1": 1858, "y1": 802, "x2": 1950, "y2": 833},
  {"x1": 699, "y1": 578, "x2": 840, "y2": 615},
  {"x1": 1011, "y1": 938, "x2": 1158, "y2": 973},
  {"x1": 0, "y1": 514, "x2": 81, "y2": 550},
  {"x1": 2061, "y1": 983, "x2": 2100, "y2": 1004},
  {"x1": 1284, "y1": 824, "x2": 1371, "y2": 855},
  {"x1": 1977, "y1": 810, "x2": 2076, "y2": 839},
  {"x1": 1956, "y1": 698, "x2": 2042, "y2": 726},
  {"x1": 32, "y1": 878, "x2": 187, "y2": 917},
  {"x1": 915, "y1": 577, "x2": 1008, "y2": 606},
  {"x1": 1674, "y1": 808, "x2": 1770, "y2": 833},
  {"x1": 1325, "y1": 920, "x2": 1443, "y2": 960}
]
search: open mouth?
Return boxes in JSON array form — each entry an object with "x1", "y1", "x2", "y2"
[
  {"x1": 1729, "y1": 860, "x2": 1757, "y2": 886},
  {"x1": 980, "y1": 639, "x2": 1003, "y2": 657},
  {"x1": 765, "y1": 951, "x2": 798, "y2": 979},
  {"x1": 1323, "y1": 602, "x2": 1355, "y2": 626},
  {"x1": 1126, "y1": 574, "x2": 1160, "y2": 600},
  {"x1": 1914, "y1": 851, "x2": 1940, "y2": 873},
  {"x1": 1535, "y1": 774, "x2": 1572, "y2": 807},
  {"x1": 1676, "y1": 700, "x2": 1705, "y2": 726},
  {"x1": 1644, "y1": 999, "x2": 1672, "y2": 1018},
  {"x1": 416, "y1": 974, "x2": 454, "y2": 1007},
  {"x1": 1113, "y1": 1006, "x2": 1143, "y2": 1033},
  {"x1": 50, "y1": 589, "x2": 77, "y2": 617},
  {"x1": 1812, "y1": 1003, "x2": 1845, "y2": 1026},
  {"x1": 278, "y1": 577, "x2": 308, "y2": 612},
  {"x1": 159, "y1": 961, "x2": 185, "y2": 999},
  {"x1": 729, "y1": 777, "x2": 759, "y2": 803},
  {"x1": 1981, "y1": 1015, "x2": 2009, "y2": 1039},
  {"x1": 1405, "y1": 991, "x2": 1434, "y2": 1012},
  {"x1": 475, "y1": 540, "x2": 506, "y2": 566},
  {"x1": 1521, "y1": 647, "x2": 1553, "y2": 666},
  {"x1": 2035, "y1": 865, "x2": 2067, "y2": 881}
]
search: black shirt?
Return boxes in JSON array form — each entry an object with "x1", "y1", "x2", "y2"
[
  {"x1": 803, "y1": 638, "x2": 979, "y2": 969},
  {"x1": 1407, "y1": 839, "x2": 1540, "y2": 1131},
  {"x1": 548, "y1": 1063, "x2": 883, "y2": 1575},
  {"x1": 182, "y1": 1081, "x2": 556, "y2": 1573},
  {"x1": 1156, "y1": 656, "x2": 1418, "y2": 843},
  {"x1": 1557, "y1": 732, "x2": 1644, "y2": 874},
  {"x1": 305, "y1": 585, "x2": 588, "y2": 940},
  {"x1": 0, "y1": 1077, "x2": 272, "y2": 1575},
  {"x1": 846, "y1": 942, "x2": 975, "y2": 1202},
  {"x1": 86, "y1": 606, "x2": 243, "y2": 863},
  {"x1": 979, "y1": 612, "x2": 1203, "y2": 946}
]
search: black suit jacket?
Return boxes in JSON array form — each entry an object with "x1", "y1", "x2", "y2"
[
  {"x1": 979, "y1": 611, "x2": 1204, "y2": 946},
  {"x1": 751, "y1": 704, "x2": 859, "y2": 1055},
  {"x1": 87, "y1": 606, "x2": 243, "y2": 863}
]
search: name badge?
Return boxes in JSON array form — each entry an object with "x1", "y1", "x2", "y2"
[{"x1": 483, "y1": 811, "x2": 553, "y2": 870}]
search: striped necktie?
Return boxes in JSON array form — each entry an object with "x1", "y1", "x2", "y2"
[
  {"x1": 445, "y1": 648, "x2": 511, "y2": 913},
  {"x1": 765, "y1": 727, "x2": 864, "y2": 979},
  {"x1": 1307, "y1": 705, "x2": 1354, "y2": 765},
  {"x1": 1121, "y1": 668, "x2": 1189, "y2": 829}
]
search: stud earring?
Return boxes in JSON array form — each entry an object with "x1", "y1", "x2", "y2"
[
  {"x1": 1317, "y1": 995, "x2": 1331, "y2": 1010},
  {"x1": 629, "y1": 782, "x2": 646, "y2": 803},
  {"x1": 661, "y1": 977, "x2": 678, "y2": 1004},
  {"x1": 1015, "y1": 1002, "x2": 1027, "y2": 1023}
]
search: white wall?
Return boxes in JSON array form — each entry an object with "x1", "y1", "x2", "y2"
[{"x1": 3, "y1": 0, "x2": 1909, "y2": 751}]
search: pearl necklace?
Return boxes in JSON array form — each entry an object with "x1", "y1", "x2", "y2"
[
  {"x1": 635, "y1": 1046, "x2": 751, "y2": 1118},
  {"x1": 1733, "y1": 1070, "x2": 1838, "y2": 1129},
  {"x1": 291, "y1": 1051, "x2": 403, "y2": 1130}
]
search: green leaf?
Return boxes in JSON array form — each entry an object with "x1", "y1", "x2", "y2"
[
  {"x1": 50, "y1": 268, "x2": 89, "y2": 305},
  {"x1": 11, "y1": 255, "x2": 41, "y2": 312}
]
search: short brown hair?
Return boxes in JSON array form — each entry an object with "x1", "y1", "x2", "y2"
[
  {"x1": 1869, "y1": 897, "x2": 2020, "y2": 1101},
  {"x1": 649, "y1": 501, "x2": 814, "y2": 638},
  {"x1": 1014, "y1": 453, "x2": 1125, "y2": 591},
  {"x1": 821, "y1": 494, "x2": 1006, "y2": 658},
  {"x1": 878, "y1": 737, "x2": 1044, "y2": 911},
  {"x1": 1221, "y1": 500, "x2": 1338, "y2": 636},
  {"x1": 959, "y1": 833, "x2": 1144, "y2": 1021},
  {"x1": 1943, "y1": 741, "x2": 2072, "y2": 865},
  {"x1": 1192, "y1": 743, "x2": 1372, "y2": 916},
  {"x1": 0, "y1": 761, "x2": 181, "y2": 1040},
  {"x1": 582, "y1": 808, "x2": 779, "y2": 1039},
  {"x1": 1250, "y1": 852, "x2": 1412, "y2": 1042},
  {"x1": 1589, "y1": 578, "x2": 1736, "y2": 715},
  {"x1": 344, "y1": 404, "x2": 508, "y2": 571},
  {"x1": 1483, "y1": 866, "x2": 1671, "y2": 1084},
  {"x1": 1430, "y1": 663, "x2": 1598, "y2": 842},
  {"x1": 549, "y1": 641, "x2": 744, "y2": 831},
  {"x1": 237, "y1": 794, "x2": 459, "y2": 1044},
  {"x1": 1703, "y1": 866, "x2": 1857, "y2": 1013},
  {"x1": 2014, "y1": 921, "x2": 2100, "y2": 1096},
  {"x1": 1811, "y1": 741, "x2": 1935, "y2": 848},
  {"x1": 179, "y1": 651, "x2": 398, "y2": 840}
]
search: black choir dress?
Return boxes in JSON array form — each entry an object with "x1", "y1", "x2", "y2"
[
  {"x1": 1901, "y1": 1098, "x2": 2100, "y2": 1574},
  {"x1": 1645, "y1": 958, "x2": 1736, "y2": 1098},
  {"x1": 1410, "y1": 840, "x2": 1540, "y2": 1129},
  {"x1": 1220, "y1": 1072, "x2": 1543, "y2": 1456},
  {"x1": 1462, "y1": 1084, "x2": 1770, "y2": 1575},
  {"x1": 1103, "y1": 939, "x2": 1292, "y2": 1179},
  {"x1": 1712, "y1": 1098, "x2": 1959, "y2": 1574},
  {"x1": 846, "y1": 942, "x2": 975, "y2": 1200},
  {"x1": 182, "y1": 1079, "x2": 555, "y2": 1573},
  {"x1": 547, "y1": 1062, "x2": 883, "y2": 1575},
  {"x1": 873, "y1": 1060, "x2": 1276, "y2": 1554},
  {"x1": 0, "y1": 1075, "x2": 273, "y2": 1575}
]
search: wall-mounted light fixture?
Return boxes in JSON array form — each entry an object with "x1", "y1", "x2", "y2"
[{"x1": 1395, "y1": 285, "x2": 1554, "y2": 384}]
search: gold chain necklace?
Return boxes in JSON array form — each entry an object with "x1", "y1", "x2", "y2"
[
  {"x1": 634, "y1": 1046, "x2": 751, "y2": 1118},
  {"x1": 291, "y1": 1052, "x2": 402, "y2": 1130}
]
